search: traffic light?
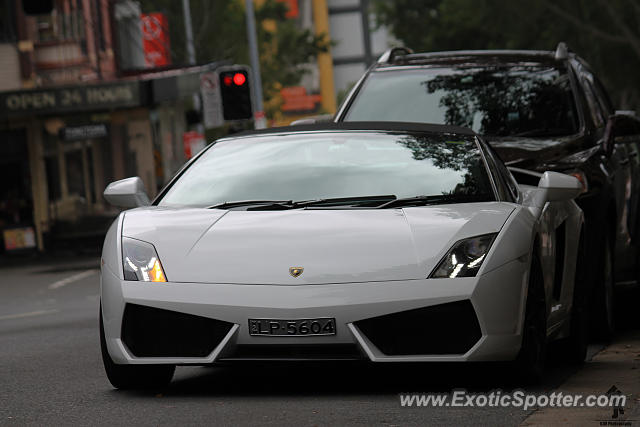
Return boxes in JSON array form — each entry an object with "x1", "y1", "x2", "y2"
[{"x1": 218, "y1": 68, "x2": 253, "y2": 121}]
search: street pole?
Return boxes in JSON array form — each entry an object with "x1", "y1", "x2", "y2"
[
  {"x1": 182, "y1": 0, "x2": 196, "y2": 66},
  {"x1": 312, "y1": 0, "x2": 336, "y2": 114},
  {"x1": 182, "y1": 0, "x2": 203, "y2": 133},
  {"x1": 244, "y1": 0, "x2": 267, "y2": 129}
]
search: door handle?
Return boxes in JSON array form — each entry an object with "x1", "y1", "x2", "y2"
[{"x1": 620, "y1": 158, "x2": 630, "y2": 165}]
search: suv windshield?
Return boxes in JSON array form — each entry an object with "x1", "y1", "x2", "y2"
[
  {"x1": 344, "y1": 66, "x2": 579, "y2": 137},
  {"x1": 157, "y1": 131, "x2": 495, "y2": 208}
]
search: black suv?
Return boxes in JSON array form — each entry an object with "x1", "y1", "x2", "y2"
[{"x1": 335, "y1": 44, "x2": 640, "y2": 339}]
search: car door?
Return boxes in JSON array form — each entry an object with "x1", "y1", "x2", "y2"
[
  {"x1": 582, "y1": 72, "x2": 636, "y2": 280},
  {"x1": 592, "y1": 76, "x2": 640, "y2": 248},
  {"x1": 611, "y1": 115, "x2": 640, "y2": 248},
  {"x1": 483, "y1": 141, "x2": 578, "y2": 333},
  {"x1": 622, "y1": 124, "x2": 640, "y2": 246}
]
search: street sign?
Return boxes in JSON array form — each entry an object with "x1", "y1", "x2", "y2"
[
  {"x1": 141, "y1": 13, "x2": 171, "y2": 67},
  {"x1": 59, "y1": 124, "x2": 109, "y2": 141},
  {"x1": 200, "y1": 72, "x2": 224, "y2": 129},
  {"x1": 0, "y1": 81, "x2": 143, "y2": 115}
]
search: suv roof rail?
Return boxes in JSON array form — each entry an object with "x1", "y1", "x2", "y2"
[
  {"x1": 555, "y1": 42, "x2": 569, "y2": 60},
  {"x1": 377, "y1": 47, "x2": 414, "y2": 64}
]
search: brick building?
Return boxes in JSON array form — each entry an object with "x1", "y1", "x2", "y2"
[{"x1": 0, "y1": 0, "x2": 199, "y2": 253}]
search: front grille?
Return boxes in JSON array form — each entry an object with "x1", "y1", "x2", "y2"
[
  {"x1": 221, "y1": 344, "x2": 365, "y2": 361},
  {"x1": 354, "y1": 300, "x2": 482, "y2": 356},
  {"x1": 122, "y1": 304, "x2": 233, "y2": 358}
]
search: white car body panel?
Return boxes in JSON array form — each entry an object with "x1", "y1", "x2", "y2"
[
  {"x1": 101, "y1": 196, "x2": 583, "y2": 365},
  {"x1": 120, "y1": 202, "x2": 515, "y2": 285}
]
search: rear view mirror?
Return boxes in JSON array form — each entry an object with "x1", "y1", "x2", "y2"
[
  {"x1": 538, "y1": 171, "x2": 581, "y2": 202},
  {"x1": 103, "y1": 177, "x2": 150, "y2": 208}
]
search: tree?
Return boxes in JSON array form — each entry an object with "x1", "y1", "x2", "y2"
[
  {"x1": 138, "y1": 0, "x2": 329, "y2": 118},
  {"x1": 372, "y1": 0, "x2": 640, "y2": 110}
]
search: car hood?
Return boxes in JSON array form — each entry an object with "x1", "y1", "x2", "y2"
[
  {"x1": 122, "y1": 203, "x2": 515, "y2": 284},
  {"x1": 487, "y1": 134, "x2": 590, "y2": 170}
]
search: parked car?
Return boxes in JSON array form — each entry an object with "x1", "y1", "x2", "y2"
[
  {"x1": 335, "y1": 44, "x2": 640, "y2": 339},
  {"x1": 100, "y1": 122, "x2": 584, "y2": 389}
]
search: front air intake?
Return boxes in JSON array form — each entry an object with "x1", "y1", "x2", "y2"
[
  {"x1": 354, "y1": 300, "x2": 481, "y2": 356},
  {"x1": 121, "y1": 304, "x2": 233, "y2": 358}
]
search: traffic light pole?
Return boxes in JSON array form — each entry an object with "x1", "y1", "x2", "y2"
[
  {"x1": 182, "y1": 0, "x2": 204, "y2": 133},
  {"x1": 182, "y1": 0, "x2": 196, "y2": 66},
  {"x1": 244, "y1": 0, "x2": 267, "y2": 129}
]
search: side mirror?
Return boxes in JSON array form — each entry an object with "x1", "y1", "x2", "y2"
[
  {"x1": 538, "y1": 171, "x2": 582, "y2": 202},
  {"x1": 604, "y1": 113, "x2": 640, "y2": 154},
  {"x1": 103, "y1": 177, "x2": 150, "y2": 208}
]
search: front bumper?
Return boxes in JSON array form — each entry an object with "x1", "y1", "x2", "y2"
[{"x1": 101, "y1": 257, "x2": 528, "y2": 364}]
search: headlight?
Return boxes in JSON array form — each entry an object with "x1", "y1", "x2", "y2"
[
  {"x1": 122, "y1": 237, "x2": 167, "y2": 282},
  {"x1": 430, "y1": 233, "x2": 497, "y2": 278}
]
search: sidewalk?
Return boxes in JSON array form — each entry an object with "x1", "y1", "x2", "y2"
[{"x1": 522, "y1": 330, "x2": 640, "y2": 426}]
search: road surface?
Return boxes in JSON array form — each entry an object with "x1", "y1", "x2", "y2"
[{"x1": 0, "y1": 256, "x2": 625, "y2": 425}]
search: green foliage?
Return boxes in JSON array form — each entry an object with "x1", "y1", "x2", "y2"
[
  {"x1": 138, "y1": 0, "x2": 329, "y2": 117},
  {"x1": 372, "y1": 0, "x2": 640, "y2": 110},
  {"x1": 254, "y1": 1, "x2": 330, "y2": 100}
]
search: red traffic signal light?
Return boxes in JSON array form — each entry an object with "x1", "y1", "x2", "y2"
[
  {"x1": 222, "y1": 73, "x2": 247, "y2": 86},
  {"x1": 233, "y1": 73, "x2": 246, "y2": 86}
]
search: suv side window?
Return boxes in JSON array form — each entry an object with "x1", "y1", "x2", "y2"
[
  {"x1": 592, "y1": 77, "x2": 614, "y2": 117},
  {"x1": 581, "y1": 74, "x2": 607, "y2": 128}
]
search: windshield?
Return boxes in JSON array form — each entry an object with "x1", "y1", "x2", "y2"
[
  {"x1": 344, "y1": 67, "x2": 579, "y2": 137},
  {"x1": 157, "y1": 131, "x2": 495, "y2": 208}
]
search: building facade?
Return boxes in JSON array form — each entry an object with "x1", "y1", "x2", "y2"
[
  {"x1": 326, "y1": 0, "x2": 396, "y2": 99},
  {"x1": 0, "y1": 0, "x2": 195, "y2": 254}
]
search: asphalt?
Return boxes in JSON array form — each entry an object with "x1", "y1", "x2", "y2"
[
  {"x1": 0, "y1": 256, "x2": 638, "y2": 426},
  {"x1": 523, "y1": 329, "x2": 640, "y2": 425}
]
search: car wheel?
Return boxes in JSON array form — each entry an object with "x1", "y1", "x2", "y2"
[
  {"x1": 99, "y1": 304, "x2": 175, "y2": 390},
  {"x1": 561, "y1": 232, "x2": 589, "y2": 364},
  {"x1": 590, "y1": 232, "x2": 615, "y2": 341},
  {"x1": 514, "y1": 252, "x2": 547, "y2": 382}
]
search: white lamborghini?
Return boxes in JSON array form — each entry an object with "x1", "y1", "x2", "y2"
[{"x1": 99, "y1": 122, "x2": 587, "y2": 389}]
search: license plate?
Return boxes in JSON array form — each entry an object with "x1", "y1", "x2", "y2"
[{"x1": 248, "y1": 318, "x2": 336, "y2": 336}]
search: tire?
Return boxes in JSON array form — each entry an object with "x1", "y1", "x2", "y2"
[
  {"x1": 590, "y1": 232, "x2": 615, "y2": 341},
  {"x1": 561, "y1": 232, "x2": 589, "y2": 364},
  {"x1": 99, "y1": 304, "x2": 175, "y2": 390},
  {"x1": 514, "y1": 252, "x2": 547, "y2": 383}
]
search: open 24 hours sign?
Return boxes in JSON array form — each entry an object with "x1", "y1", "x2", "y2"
[{"x1": 0, "y1": 81, "x2": 144, "y2": 116}]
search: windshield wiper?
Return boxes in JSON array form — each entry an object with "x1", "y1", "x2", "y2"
[
  {"x1": 377, "y1": 194, "x2": 488, "y2": 209},
  {"x1": 293, "y1": 195, "x2": 397, "y2": 208},
  {"x1": 208, "y1": 195, "x2": 398, "y2": 210},
  {"x1": 207, "y1": 200, "x2": 292, "y2": 210}
]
